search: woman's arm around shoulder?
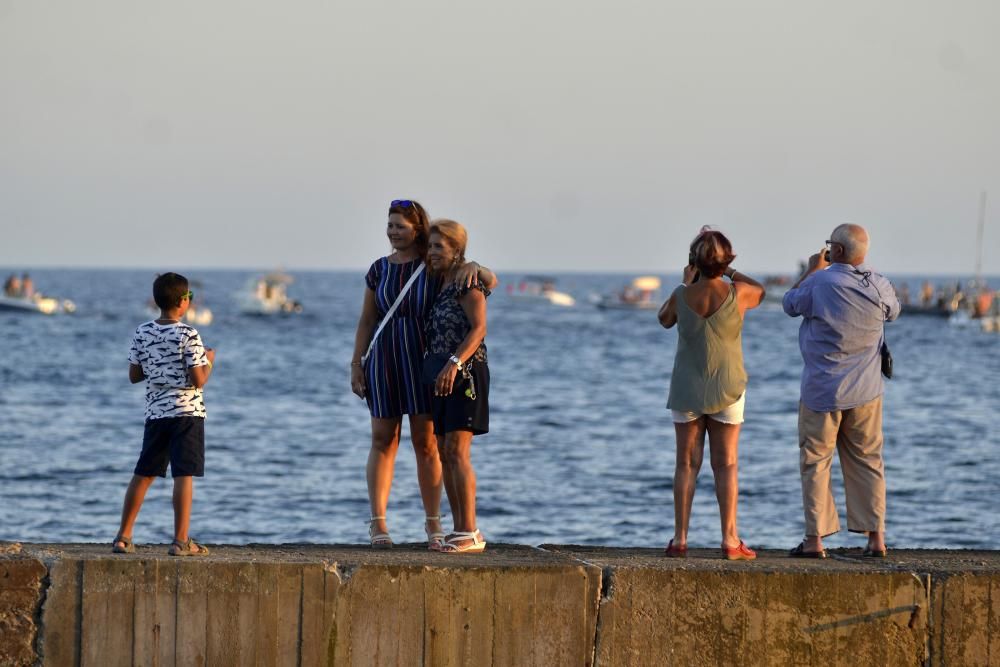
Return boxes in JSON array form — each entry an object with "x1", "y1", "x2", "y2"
[{"x1": 455, "y1": 261, "x2": 498, "y2": 291}]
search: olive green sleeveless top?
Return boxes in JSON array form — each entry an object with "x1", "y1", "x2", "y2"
[{"x1": 666, "y1": 284, "x2": 748, "y2": 414}]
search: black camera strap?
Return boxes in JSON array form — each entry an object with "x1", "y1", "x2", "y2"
[{"x1": 853, "y1": 268, "x2": 893, "y2": 379}]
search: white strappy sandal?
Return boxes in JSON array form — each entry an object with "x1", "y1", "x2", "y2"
[
  {"x1": 425, "y1": 515, "x2": 446, "y2": 551},
  {"x1": 440, "y1": 529, "x2": 486, "y2": 554},
  {"x1": 368, "y1": 516, "x2": 392, "y2": 549}
]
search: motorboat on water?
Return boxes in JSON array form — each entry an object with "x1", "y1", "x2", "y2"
[
  {"x1": 507, "y1": 276, "x2": 575, "y2": 307},
  {"x1": 901, "y1": 302, "x2": 954, "y2": 318},
  {"x1": 0, "y1": 294, "x2": 76, "y2": 315},
  {"x1": 594, "y1": 276, "x2": 662, "y2": 310},
  {"x1": 145, "y1": 302, "x2": 214, "y2": 326},
  {"x1": 238, "y1": 271, "x2": 303, "y2": 315}
]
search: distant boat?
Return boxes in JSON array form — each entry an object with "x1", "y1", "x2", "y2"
[
  {"x1": 595, "y1": 276, "x2": 661, "y2": 310},
  {"x1": 901, "y1": 300, "x2": 955, "y2": 318},
  {"x1": 145, "y1": 303, "x2": 214, "y2": 326},
  {"x1": 0, "y1": 294, "x2": 76, "y2": 315},
  {"x1": 507, "y1": 276, "x2": 575, "y2": 307},
  {"x1": 942, "y1": 192, "x2": 995, "y2": 324},
  {"x1": 238, "y1": 272, "x2": 303, "y2": 315}
]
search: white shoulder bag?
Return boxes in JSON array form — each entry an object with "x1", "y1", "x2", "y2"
[{"x1": 361, "y1": 262, "x2": 426, "y2": 365}]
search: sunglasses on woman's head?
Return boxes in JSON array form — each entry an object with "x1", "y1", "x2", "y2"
[{"x1": 390, "y1": 199, "x2": 415, "y2": 208}]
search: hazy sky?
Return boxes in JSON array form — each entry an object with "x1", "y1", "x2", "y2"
[{"x1": 2, "y1": 1, "x2": 998, "y2": 274}]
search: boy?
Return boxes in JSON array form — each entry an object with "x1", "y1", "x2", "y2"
[{"x1": 113, "y1": 272, "x2": 215, "y2": 556}]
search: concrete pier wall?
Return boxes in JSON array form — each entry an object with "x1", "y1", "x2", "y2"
[{"x1": 1, "y1": 543, "x2": 998, "y2": 666}]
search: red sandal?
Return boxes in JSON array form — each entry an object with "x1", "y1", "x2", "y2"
[
  {"x1": 664, "y1": 539, "x2": 688, "y2": 558},
  {"x1": 722, "y1": 540, "x2": 756, "y2": 561}
]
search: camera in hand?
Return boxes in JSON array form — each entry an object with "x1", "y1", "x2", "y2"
[{"x1": 823, "y1": 250, "x2": 831, "y2": 262}]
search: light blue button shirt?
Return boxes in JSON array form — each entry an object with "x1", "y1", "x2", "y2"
[{"x1": 782, "y1": 262, "x2": 901, "y2": 412}]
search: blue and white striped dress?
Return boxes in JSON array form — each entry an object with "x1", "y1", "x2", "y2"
[{"x1": 364, "y1": 257, "x2": 439, "y2": 418}]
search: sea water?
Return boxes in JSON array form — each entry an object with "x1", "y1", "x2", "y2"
[{"x1": 0, "y1": 269, "x2": 997, "y2": 550}]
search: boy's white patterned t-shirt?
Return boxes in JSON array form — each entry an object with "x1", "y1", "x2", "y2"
[{"x1": 128, "y1": 321, "x2": 209, "y2": 420}]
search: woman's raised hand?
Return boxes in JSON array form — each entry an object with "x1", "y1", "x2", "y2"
[{"x1": 683, "y1": 264, "x2": 700, "y2": 285}]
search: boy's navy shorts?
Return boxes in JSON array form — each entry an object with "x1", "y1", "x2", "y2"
[
  {"x1": 134, "y1": 417, "x2": 205, "y2": 478},
  {"x1": 432, "y1": 363, "x2": 489, "y2": 436}
]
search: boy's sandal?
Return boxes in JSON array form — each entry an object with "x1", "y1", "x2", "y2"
[
  {"x1": 424, "y1": 515, "x2": 446, "y2": 552},
  {"x1": 862, "y1": 547, "x2": 888, "y2": 558},
  {"x1": 112, "y1": 534, "x2": 136, "y2": 554},
  {"x1": 168, "y1": 538, "x2": 209, "y2": 556},
  {"x1": 440, "y1": 529, "x2": 486, "y2": 554},
  {"x1": 664, "y1": 539, "x2": 688, "y2": 558},
  {"x1": 788, "y1": 542, "x2": 827, "y2": 559},
  {"x1": 722, "y1": 540, "x2": 757, "y2": 561},
  {"x1": 368, "y1": 516, "x2": 392, "y2": 549}
]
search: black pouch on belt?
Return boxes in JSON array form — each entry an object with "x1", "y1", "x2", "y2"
[{"x1": 880, "y1": 341, "x2": 893, "y2": 379}]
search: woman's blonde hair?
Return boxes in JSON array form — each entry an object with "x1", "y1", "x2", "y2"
[{"x1": 429, "y1": 219, "x2": 468, "y2": 269}]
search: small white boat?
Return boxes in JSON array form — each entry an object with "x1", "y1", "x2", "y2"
[
  {"x1": 595, "y1": 276, "x2": 661, "y2": 310},
  {"x1": 145, "y1": 303, "x2": 213, "y2": 326},
  {"x1": 0, "y1": 294, "x2": 76, "y2": 315},
  {"x1": 507, "y1": 276, "x2": 575, "y2": 307},
  {"x1": 238, "y1": 272, "x2": 303, "y2": 315}
]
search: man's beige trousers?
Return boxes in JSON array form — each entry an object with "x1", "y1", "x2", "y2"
[{"x1": 799, "y1": 396, "x2": 885, "y2": 537}]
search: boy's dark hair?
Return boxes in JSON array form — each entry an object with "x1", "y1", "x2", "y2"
[{"x1": 153, "y1": 272, "x2": 189, "y2": 309}]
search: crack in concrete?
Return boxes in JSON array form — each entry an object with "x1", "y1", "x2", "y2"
[
  {"x1": 803, "y1": 605, "x2": 920, "y2": 634},
  {"x1": 31, "y1": 559, "x2": 50, "y2": 667},
  {"x1": 533, "y1": 545, "x2": 605, "y2": 666},
  {"x1": 322, "y1": 560, "x2": 348, "y2": 585}
]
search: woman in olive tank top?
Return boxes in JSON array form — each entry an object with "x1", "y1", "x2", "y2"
[{"x1": 657, "y1": 227, "x2": 766, "y2": 560}]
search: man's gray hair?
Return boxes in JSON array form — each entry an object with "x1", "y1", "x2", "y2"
[{"x1": 831, "y1": 224, "x2": 869, "y2": 264}]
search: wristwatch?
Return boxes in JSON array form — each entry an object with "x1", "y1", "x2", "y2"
[{"x1": 448, "y1": 355, "x2": 463, "y2": 370}]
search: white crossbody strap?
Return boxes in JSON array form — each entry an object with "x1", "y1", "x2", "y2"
[{"x1": 361, "y1": 262, "x2": 426, "y2": 364}]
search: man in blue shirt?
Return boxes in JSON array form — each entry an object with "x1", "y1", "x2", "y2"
[{"x1": 783, "y1": 224, "x2": 900, "y2": 558}]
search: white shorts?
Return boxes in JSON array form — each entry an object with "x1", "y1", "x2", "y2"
[{"x1": 670, "y1": 392, "x2": 745, "y2": 425}]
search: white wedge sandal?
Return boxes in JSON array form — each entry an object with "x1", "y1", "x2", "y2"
[
  {"x1": 368, "y1": 516, "x2": 393, "y2": 549},
  {"x1": 425, "y1": 515, "x2": 446, "y2": 551},
  {"x1": 440, "y1": 529, "x2": 486, "y2": 554}
]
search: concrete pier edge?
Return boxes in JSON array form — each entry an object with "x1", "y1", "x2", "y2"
[{"x1": 1, "y1": 542, "x2": 998, "y2": 666}]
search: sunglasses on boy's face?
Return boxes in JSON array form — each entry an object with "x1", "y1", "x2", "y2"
[
  {"x1": 181, "y1": 290, "x2": 194, "y2": 301},
  {"x1": 390, "y1": 199, "x2": 415, "y2": 209}
]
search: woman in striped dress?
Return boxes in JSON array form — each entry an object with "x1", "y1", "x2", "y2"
[{"x1": 350, "y1": 200, "x2": 495, "y2": 549}]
